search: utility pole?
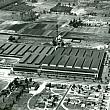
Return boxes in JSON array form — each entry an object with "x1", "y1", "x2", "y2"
[
  {"x1": 108, "y1": 24, "x2": 110, "y2": 33},
  {"x1": 56, "y1": 24, "x2": 59, "y2": 38},
  {"x1": 52, "y1": 23, "x2": 59, "y2": 46}
]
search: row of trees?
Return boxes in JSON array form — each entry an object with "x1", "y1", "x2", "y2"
[
  {"x1": 52, "y1": 38, "x2": 64, "y2": 46},
  {"x1": 69, "y1": 18, "x2": 83, "y2": 28},
  {"x1": 8, "y1": 35, "x2": 21, "y2": 43},
  {"x1": 20, "y1": 10, "x2": 37, "y2": 21},
  {"x1": 56, "y1": 2, "x2": 76, "y2": 7},
  {"x1": 0, "y1": 77, "x2": 34, "y2": 110}
]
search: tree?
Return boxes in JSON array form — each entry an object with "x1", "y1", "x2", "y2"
[
  {"x1": 105, "y1": 86, "x2": 108, "y2": 90},
  {"x1": 8, "y1": 82, "x2": 13, "y2": 91},
  {"x1": 43, "y1": 10, "x2": 46, "y2": 14},
  {"x1": 52, "y1": 39, "x2": 57, "y2": 46},
  {"x1": 105, "y1": 77, "x2": 108, "y2": 80},
  {"x1": 53, "y1": 96, "x2": 58, "y2": 102},
  {"x1": 61, "y1": 40, "x2": 64, "y2": 46},
  {"x1": 13, "y1": 78, "x2": 19, "y2": 87},
  {"x1": 25, "y1": 78, "x2": 28, "y2": 83},
  {"x1": 69, "y1": 20, "x2": 73, "y2": 26},
  {"x1": 48, "y1": 83, "x2": 51, "y2": 89},
  {"x1": 29, "y1": 78, "x2": 32, "y2": 82},
  {"x1": 68, "y1": 3, "x2": 71, "y2": 7},
  {"x1": 29, "y1": 10, "x2": 36, "y2": 21},
  {"x1": 73, "y1": 3, "x2": 75, "y2": 6},
  {"x1": 108, "y1": 28, "x2": 110, "y2": 33},
  {"x1": 52, "y1": 101, "x2": 56, "y2": 107},
  {"x1": 20, "y1": 10, "x2": 36, "y2": 21},
  {"x1": 48, "y1": 95, "x2": 52, "y2": 99},
  {"x1": 25, "y1": 78, "x2": 29, "y2": 88},
  {"x1": 8, "y1": 36, "x2": 15, "y2": 42},
  {"x1": 78, "y1": 90, "x2": 81, "y2": 94},
  {"x1": 72, "y1": 84, "x2": 76, "y2": 89},
  {"x1": 67, "y1": 98, "x2": 71, "y2": 105},
  {"x1": 97, "y1": 84, "x2": 101, "y2": 89},
  {"x1": 56, "y1": 2, "x2": 61, "y2": 6},
  {"x1": 78, "y1": 18, "x2": 83, "y2": 26},
  {"x1": 83, "y1": 78, "x2": 86, "y2": 81}
]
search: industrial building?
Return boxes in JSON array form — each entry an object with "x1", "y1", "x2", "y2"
[{"x1": 0, "y1": 42, "x2": 106, "y2": 79}]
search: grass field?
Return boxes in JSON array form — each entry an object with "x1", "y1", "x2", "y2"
[
  {"x1": 21, "y1": 23, "x2": 57, "y2": 37},
  {"x1": 7, "y1": 23, "x2": 28, "y2": 32},
  {"x1": 0, "y1": 80, "x2": 8, "y2": 91},
  {"x1": 12, "y1": 93, "x2": 32, "y2": 110}
]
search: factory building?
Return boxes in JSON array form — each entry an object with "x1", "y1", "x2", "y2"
[{"x1": 0, "y1": 42, "x2": 106, "y2": 79}]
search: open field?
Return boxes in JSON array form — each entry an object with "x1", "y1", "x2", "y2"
[
  {"x1": 12, "y1": 93, "x2": 32, "y2": 110},
  {"x1": 0, "y1": 80, "x2": 8, "y2": 91}
]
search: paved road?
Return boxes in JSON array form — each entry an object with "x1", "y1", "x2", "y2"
[{"x1": 55, "y1": 85, "x2": 72, "y2": 110}]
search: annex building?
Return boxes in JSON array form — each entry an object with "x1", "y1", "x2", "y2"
[{"x1": 0, "y1": 42, "x2": 106, "y2": 79}]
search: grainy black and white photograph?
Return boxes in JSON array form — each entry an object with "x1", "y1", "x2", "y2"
[{"x1": 0, "y1": 0, "x2": 109, "y2": 110}]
